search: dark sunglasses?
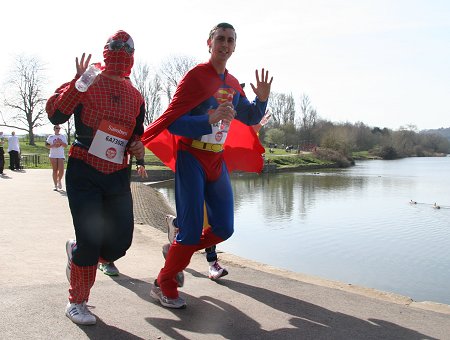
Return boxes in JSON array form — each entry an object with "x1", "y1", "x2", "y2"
[{"x1": 108, "y1": 40, "x2": 135, "y2": 54}]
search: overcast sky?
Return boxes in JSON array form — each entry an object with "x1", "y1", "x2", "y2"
[{"x1": 1, "y1": 0, "x2": 449, "y2": 135}]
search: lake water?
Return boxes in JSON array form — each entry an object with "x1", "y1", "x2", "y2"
[{"x1": 151, "y1": 157, "x2": 450, "y2": 305}]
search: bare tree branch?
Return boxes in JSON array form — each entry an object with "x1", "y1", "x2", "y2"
[
  {"x1": 1, "y1": 55, "x2": 48, "y2": 145},
  {"x1": 159, "y1": 55, "x2": 198, "y2": 102},
  {"x1": 131, "y1": 62, "x2": 163, "y2": 125},
  {"x1": 61, "y1": 115, "x2": 74, "y2": 145},
  {"x1": 268, "y1": 92, "x2": 296, "y2": 126}
]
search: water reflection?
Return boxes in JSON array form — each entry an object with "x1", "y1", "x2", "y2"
[
  {"x1": 150, "y1": 158, "x2": 450, "y2": 305},
  {"x1": 231, "y1": 171, "x2": 371, "y2": 223}
]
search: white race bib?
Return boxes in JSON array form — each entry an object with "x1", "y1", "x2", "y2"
[
  {"x1": 88, "y1": 120, "x2": 132, "y2": 164},
  {"x1": 200, "y1": 107, "x2": 229, "y2": 144},
  {"x1": 200, "y1": 121, "x2": 228, "y2": 144}
]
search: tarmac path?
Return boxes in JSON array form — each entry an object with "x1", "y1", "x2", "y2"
[{"x1": 1, "y1": 169, "x2": 449, "y2": 339}]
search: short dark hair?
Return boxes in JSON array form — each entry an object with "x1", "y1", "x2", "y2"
[{"x1": 208, "y1": 23, "x2": 236, "y2": 41}]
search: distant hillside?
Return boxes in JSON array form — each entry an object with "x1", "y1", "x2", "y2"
[{"x1": 421, "y1": 127, "x2": 450, "y2": 141}]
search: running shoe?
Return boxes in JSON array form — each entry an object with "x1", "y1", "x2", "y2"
[
  {"x1": 208, "y1": 260, "x2": 229, "y2": 280},
  {"x1": 98, "y1": 262, "x2": 120, "y2": 276},
  {"x1": 150, "y1": 280, "x2": 186, "y2": 309},
  {"x1": 65, "y1": 239, "x2": 76, "y2": 282},
  {"x1": 65, "y1": 301, "x2": 96, "y2": 325},
  {"x1": 166, "y1": 214, "x2": 178, "y2": 243}
]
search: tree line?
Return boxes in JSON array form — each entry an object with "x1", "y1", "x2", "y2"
[{"x1": 1, "y1": 54, "x2": 449, "y2": 158}]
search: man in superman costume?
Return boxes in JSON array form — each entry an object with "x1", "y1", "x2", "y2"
[{"x1": 142, "y1": 23, "x2": 273, "y2": 309}]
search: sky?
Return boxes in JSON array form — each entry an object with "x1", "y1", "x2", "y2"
[{"x1": 0, "y1": 0, "x2": 449, "y2": 135}]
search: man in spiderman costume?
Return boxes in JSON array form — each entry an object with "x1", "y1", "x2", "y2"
[
  {"x1": 142, "y1": 22, "x2": 273, "y2": 309},
  {"x1": 46, "y1": 30, "x2": 146, "y2": 325}
]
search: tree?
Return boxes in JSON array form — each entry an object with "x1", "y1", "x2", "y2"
[
  {"x1": 420, "y1": 132, "x2": 450, "y2": 154},
  {"x1": 159, "y1": 55, "x2": 198, "y2": 102},
  {"x1": 265, "y1": 128, "x2": 285, "y2": 146},
  {"x1": 131, "y1": 62, "x2": 163, "y2": 125},
  {"x1": 298, "y1": 93, "x2": 317, "y2": 142},
  {"x1": 62, "y1": 115, "x2": 75, "y2": 145},
  {"x1": 268, "y1": 92, "x2": 295, "y2": 126},
  {"x1": 392, "y1": 125, "x2": 418, "y2": 157},
  {"x1": 1, "y1": 55, "x2": 47, "y2": 145}
]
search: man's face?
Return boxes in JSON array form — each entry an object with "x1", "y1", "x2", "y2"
[{"x1": 208, "y1": 28, "x2": 236, "y2": 62}]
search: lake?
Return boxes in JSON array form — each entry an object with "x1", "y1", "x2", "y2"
[{"x1": 150, "y1": 157, "x2": 450, "y2": 305}]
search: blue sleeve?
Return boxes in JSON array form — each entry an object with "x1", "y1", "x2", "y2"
[
  {"x1": 235, "y1": 95, "x2": 268, "y2": 126},
  {"x1": 168, "y1": 113, "x2": 212, "y2": 138}
]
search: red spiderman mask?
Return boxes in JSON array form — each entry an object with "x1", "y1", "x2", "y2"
[{"x1": 103, "y1": 30, "x2": 134, "y2": 77}]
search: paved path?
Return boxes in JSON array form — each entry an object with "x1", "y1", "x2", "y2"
[{"x1": 1, "y1": 169, "x2": 449, "y2": 340}]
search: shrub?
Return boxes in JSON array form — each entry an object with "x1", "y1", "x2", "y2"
[
  {"x1": 312, "y1": 147, "x2": 352, "y2": 167},
  {"x1": 377, "y1": 146, "x2": 398, "y2": 160}
]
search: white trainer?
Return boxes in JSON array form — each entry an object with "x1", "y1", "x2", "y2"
[
  {"x1": 65, "y1": 239, "x2": 76, "y2": 282},
  {"x1": 65, "y1": 301, "x2": 96, "y2": 325},
  {"x1": 165, "y1": 214, "x2": 178, "y2": 243},
  {"x1": 150, "y1": 280, "x2": 186, "y2": 309},
  {"x1": 208, "y1": 261, "x2": 229, "y2": 280}
]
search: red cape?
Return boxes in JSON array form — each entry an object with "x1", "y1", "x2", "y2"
[{"x1": 141, "y1": 61, "x2": 265, "y2": 173}]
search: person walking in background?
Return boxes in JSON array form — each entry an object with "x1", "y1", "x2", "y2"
[
  {"x1": 253, "y1": 110, "x2": 271, "y2": 135},
  {"x1": 46, "y1": 125, "x2": 68, "y2": 191},
  {"x1": 46, "y1": 30, "x2": 146, "y2": 325},
  {"x1": 142, "y1": 22, "x2": 273, "y2": 309},
  {"x1": 7, "y1": 131, "x2": 21, "y2": 171},
  {"x1": 0, "y1": 132, "x2": 5, "y2": 175}
]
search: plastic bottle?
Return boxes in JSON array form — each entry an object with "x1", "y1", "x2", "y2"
[
  {"x1": 220, "y1": 120, "x2": 230, "y2": 132},
  {"x1": 75, "y1": 63, "x2": 101, "y2": 92}
]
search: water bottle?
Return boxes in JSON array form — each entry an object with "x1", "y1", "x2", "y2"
[
  {"x1": 220, "y1": 120, "x2": 230, "y2": 133},
  {"x1": 75, "y1": 63, "x2": 101, "y2": 92}
]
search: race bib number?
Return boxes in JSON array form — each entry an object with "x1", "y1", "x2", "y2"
[
  {"x1": 88, "y1": 120, "x2": 132, "y2": 164},
  {"x1": 201, "y1": 121, "x2": 228, "y2": 144}
]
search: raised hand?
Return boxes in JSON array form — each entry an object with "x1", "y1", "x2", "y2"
[
  {"x1": 75, "y1": 53, "x2": 92, "y2": 76},
  {"x1": 250, "y1": 68, "x2": 273, "y2": 102}
]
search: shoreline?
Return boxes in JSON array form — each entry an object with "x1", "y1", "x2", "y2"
[
  {"x1": 216, "y1": 250, "x2": 450, "y2": 315},
  {"x1": 130, "y1": 162, "x2": 343, "y2": 182},
  {"x1": 130, "y1": 181, "x2": 450, "y2": 315}
]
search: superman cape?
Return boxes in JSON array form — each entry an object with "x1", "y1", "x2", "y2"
[{"x1": 141, "y1": 61, "x2": 265, "y2": 173}]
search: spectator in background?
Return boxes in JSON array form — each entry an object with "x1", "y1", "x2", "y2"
[
  {"x1": 0, "y1": 132, "x2": 4, "y2": 175},
  {"x1": 46, "y1": 125, "x2": 68, "y2": 191},
  {"x1": 253, "y1": 111, "x2": 271, "y2": 134},
  {"x1": 7, "y1": 131, "x2": 21, "y2": 171}
]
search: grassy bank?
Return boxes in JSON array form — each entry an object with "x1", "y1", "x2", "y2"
[{"x1": 12, "y1": 141, "x2": 345, "y2": 171}]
